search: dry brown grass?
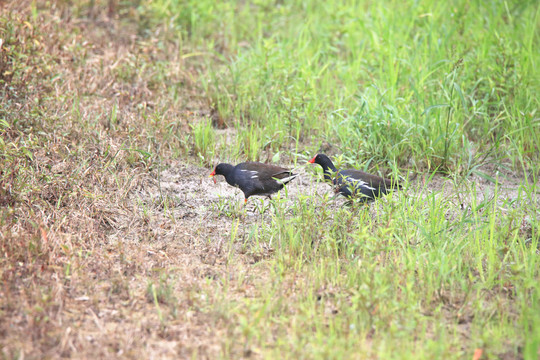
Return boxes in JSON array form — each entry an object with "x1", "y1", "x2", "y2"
[{"x1": 0, "y1": 1, "x2": 247, "y2": 358}]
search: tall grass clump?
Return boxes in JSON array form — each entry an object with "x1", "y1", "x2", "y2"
[
  {"x1": 145, "y1": 0, "x2": 538, "y2": 171},
  {"x1": 215, "y1": 176, "x2": 539, "y2": 358},
  {"x1": 191, "y1": 117, "x2": 216, "y2": 164}
]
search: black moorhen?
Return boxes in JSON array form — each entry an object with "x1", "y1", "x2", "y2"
[
  {"x1": 308, "y1": 154, "x2": 401, "y2": 201},
  {"x1": 210, "y1": 162, "x2": 298, "y2": 203}
]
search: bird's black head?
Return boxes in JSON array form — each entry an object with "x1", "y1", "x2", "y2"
[
  {"x1": 308, "y1": 154, "x2": 337, "y2": 171},
  {"x1": 209, "y1": 163, "x2": 234, "y2": 184},
  {"x1": 210, "y1": 163, "x2": 228, "y2": 176}
]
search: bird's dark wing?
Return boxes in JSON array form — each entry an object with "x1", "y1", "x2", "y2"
[
  {"x1": 340, "y1": 169, "x2": 399, "y2": 189},
  {"x1": 239, "y1": 162, "x2": 294, "y2": 180}
]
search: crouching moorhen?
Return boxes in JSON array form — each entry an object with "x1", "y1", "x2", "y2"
[
  {"x1": 308, "y1": 154, "x2": 401, "y2": 201},
  {"x1": 210, "y1": 162, "x2": 298, "y2": 203}
]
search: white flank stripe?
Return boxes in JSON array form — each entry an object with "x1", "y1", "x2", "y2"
[
  {"x1": 348, "y1": 178, "x2": 375, "y2": 190},
  {"x1": 274, "y1": 174, "x2": 298, "y2": 184}
]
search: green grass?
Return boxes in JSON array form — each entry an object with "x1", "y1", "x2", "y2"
[
  {"x1": 211, "y1": 178, "x2": 539, "y2": 359},
  {"x1": 147, "y1": 0, "x2": 538, "y2": 172},
  {"x1": 142, "y1": 0, "x2": 539, "y2": 357},
  {"x1": 191, "y1": 117, "x2": 216, "y2": 164}
]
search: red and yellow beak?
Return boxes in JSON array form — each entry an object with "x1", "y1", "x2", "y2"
[
  {"x1": 308, "y1": 155, "x2": 317, "y2": 164},
  {"x1": 209, "y1": 169, "x2": 217, "y2": 184}
]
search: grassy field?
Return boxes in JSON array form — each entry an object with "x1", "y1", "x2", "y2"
[{"x1": 1, "y1": 0, "x2": 539, "y2": 359}]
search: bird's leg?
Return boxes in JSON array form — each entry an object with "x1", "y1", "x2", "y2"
[
  {"x1": 242, "y1": 207, "x2": 247, "y2": 241},
  {"x1": 240, "y1": 198, "x2": 247, "y2": 240}
]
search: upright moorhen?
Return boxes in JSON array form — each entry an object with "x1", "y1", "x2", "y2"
[
  {"x1": 210, "y1": 162, "x2": 298, "y2": 203},
  {"x1": 308, "y1": 154, "x2": 401, "y2": 201}
]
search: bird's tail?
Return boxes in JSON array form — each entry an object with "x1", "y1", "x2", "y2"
[{"x1": 274, "y1": 173, "x2": 298, "y2": 185}]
